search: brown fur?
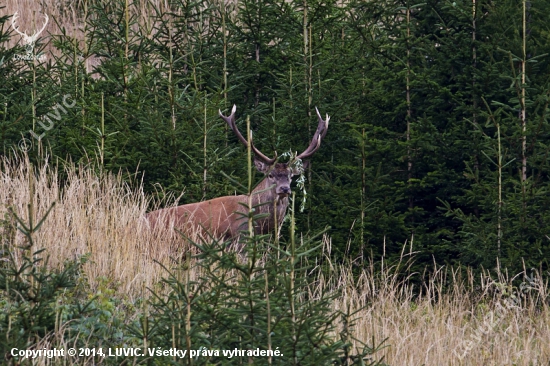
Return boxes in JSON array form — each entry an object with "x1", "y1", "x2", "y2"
[{"x1": 146, "y1": 162, "x2": 293, "y2": 241}]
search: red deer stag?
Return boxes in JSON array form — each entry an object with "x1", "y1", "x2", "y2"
[{"x1": 146, "y1": 105, "x2": 329, "y2": 241}]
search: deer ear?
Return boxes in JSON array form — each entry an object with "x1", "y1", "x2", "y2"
[{"x1": 254, "y1": 156, "x2": 271, "y2": 173}]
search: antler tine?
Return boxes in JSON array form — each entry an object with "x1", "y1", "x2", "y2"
[
  {"x1": 219, "y1": 105, "x2": 276, "y2": 165},
  {"x1": 296, "y1": 107, "x2": 330, "y2": 160},
  {"x1": 34, "y1": 14, "x2": 49, "y2": 39},
  {"x1": 11, "y1": 12, "x2": 28, "y2": 38},
  {"x1": 316, "y1": 106, "x2": 330, "y2": 139}
]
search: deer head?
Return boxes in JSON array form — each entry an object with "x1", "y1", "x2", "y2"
[
  {"x1": 219, "y1": 105, "x2": 329, "y2": 198},
  {"x1": 147, "y1": 105, "x2": 330, "y2": 242}
]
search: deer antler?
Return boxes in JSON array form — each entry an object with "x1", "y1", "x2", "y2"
[
  {"x1": 11, "y1": 12, "x2": 49, "y2": 45},
  {"x1": 11, "y1": 12, "x2": 28, "y2": 40},
  {"x1": 32, "y1": 13, "x2": 49, "y2": 42},
  {"x1": 296, "y1": 107, "x2": 330, "y2": 160},
  {"x1": 219, "y1": 105, "x2": 277, "y2": 165}
]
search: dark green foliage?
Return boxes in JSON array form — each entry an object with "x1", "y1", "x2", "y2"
[
  {"x1": 0, "y1": 180, "x2": 143, "y2": 364},
  {"x1": 2, "y1": 0, "x2": 550, "y2": 274},
  {"x1": 137, "y1": 208, "x2": 387, "y2": 365},
  {"x1": 0, "y1": 200, "x2": 79, "y2": 361}
]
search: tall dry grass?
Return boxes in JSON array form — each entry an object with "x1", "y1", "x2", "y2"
[
  {"x1": 324, "y1": 253, "x2": 550, "y2": 365},
  {"x1": 1, "y1": 0, "x2": 192, "y2": 74},
  {"x1": 0, "y1": 154, "x2": 196, "y2": 297},
  {"x1": 1, "y1": 0, "x2": 237, "y2": 56},
  {"x1": 1, "y1": 0, "x2": 177, "y2": 47},
  {"x1": 2, "y1": 156, "x2": 549, "y2": 365}
]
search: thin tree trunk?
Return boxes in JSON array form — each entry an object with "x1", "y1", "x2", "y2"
[
  {"x1": 521, "y1": 0, "x2": 527, "y2": 184},
  {"x1": 406, "y1": 2, "x2": 413, "y2": 210},
  {"x1": 472, "y1": 0, "x2": 480, "y2": 217}
]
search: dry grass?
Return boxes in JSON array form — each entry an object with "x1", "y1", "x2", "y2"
[
  {"x1": 2, "y1": 156, "x2": 549, "y2": 365},
  {"x1": 1, "y1": 0, "x2": 233, "y2": 74},
  {"x1": 324, "y1": 258, "x2": 550, "y2": 365},
  {"x1": 0, "y1": 155, "x2": 198, "y2": 298},
  {"x1": 1, "y1": 0, "x2": 196, "y2": 75},
  {"x1": 1, "y1": 0, "x2": 176, "y2": 47}
]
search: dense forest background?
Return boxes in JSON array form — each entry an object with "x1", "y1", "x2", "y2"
[{"x1": 1, "y1": 0, "x2": 550, "y2": 274}]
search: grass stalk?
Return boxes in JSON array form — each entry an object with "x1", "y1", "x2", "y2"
[
  {"x1": 246, "y1": 115, "x2": 253, "y2": 238},
  {"x1": 203, "y1": 95, "x2": 207, "y2": 199},
  {"x1": 264, "y1": 270, "x2": 272, "y2": 365},
  {"x1": 289, "y1": 191, "x2": 297, "y2": 365}
]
